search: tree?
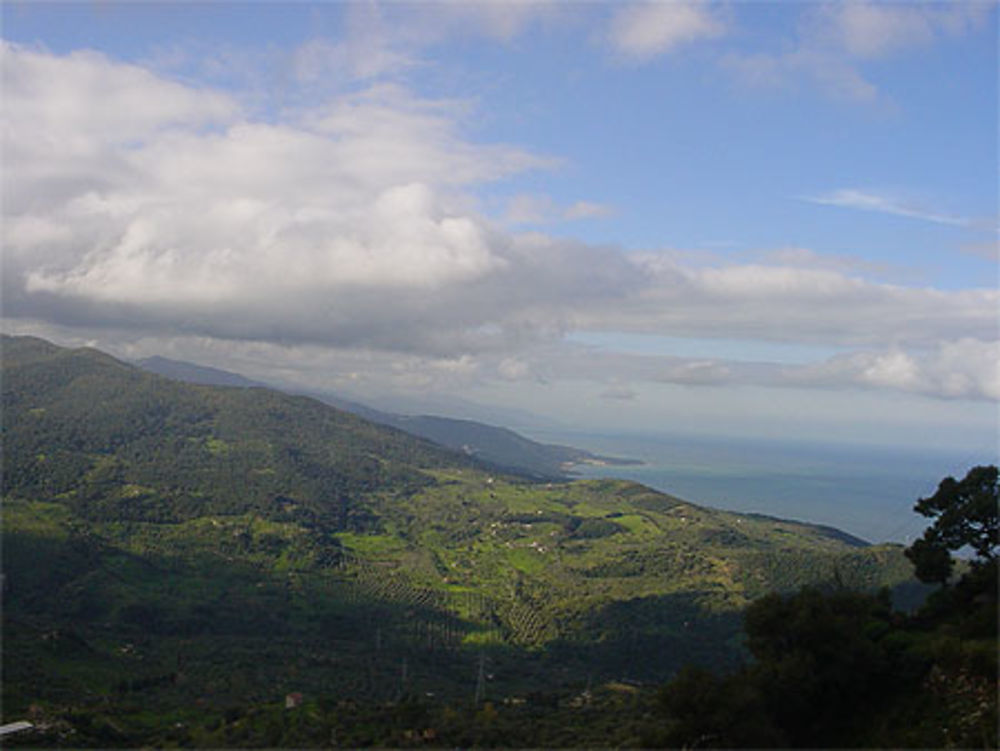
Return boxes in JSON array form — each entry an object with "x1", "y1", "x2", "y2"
[
  {"x1": 654, "y1": 664, "x2": 781, "y2": 749},
  {"x1": 742, "y1": 588, "x2": 896, "y2": 747},
  {"x1": 905, "y1": 465, "x2": 998, "y2": 585}
]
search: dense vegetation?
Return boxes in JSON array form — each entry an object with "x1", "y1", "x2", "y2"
[
  {"x1": 653, "y1": 465, "x2": 998, "y2": 749},
  {"x1": 136, "y1": 353, "x2": 636, "y2": 479},
  {"x1": 4, "y1": 335, "x2": 985, "y2": 748},
  {"x1": 3, "y1": 336, "x2": 479, "y2": 527}
]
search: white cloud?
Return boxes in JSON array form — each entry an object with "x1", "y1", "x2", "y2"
[
  {"x1": 0, "y1": 42, "x2": 237, "y2": 150},
  {"x1": 858, "y1": 349, "x2": 924, "y2": 391},
  {"x1": 498, "y1": 357, "x2": 531, "y2": 381},
  {"x1": 505, "y1": 194, "x2": 558, "y2": 224},
  {"x1": 609, "y1": 1, "x2": 726, "y2": 61},
  {"x1": 723, "y1": 47, "x2": 880, "y2": 103},
  {"x1": 753, "y1": 246, "x2": 895, "y2": 277},
  {"x1": 817, "y1": 1, "x2": 991, "y2": 59},
  {"x1": 134, "y1": 3, "x2": 566, "y2": 119},
  {"x1": 723, "y1": 1, "x2": 991, "y2": 103},
  {"x1": 1, "y1": 41, "x2": 239, "y2": 216},
  {"x1": 291, "y1": 37, "x2": 410, "y2": 85},
  {"x1": 572, "y1": 257, "x2": 998, "y2": 349},
  {"x1": 3, "y1": 43, "x2": 997, "y2": 407},
  {"x1": 290, "y1": 3, "x2": 413, "y2": 84},
  {"x1": 504, "y1": 194, "x2": 614, "y2": 224},
  {"x1": 534, "y1": 337, "x2": 1000, "y2": 401},
  {"x1": 786, "y1": 340, "x2": 1000, "y2": 401},
  {"x1": 3, "y1": 44, "x2": 641, "y2": 358},
  {"x1": 565, "y1": 200, "x2": 615, "y2": 220},
  {"x1": 804, "y1": 189, "x2": 970, "y2": 227},
  {"x1": 933, "y1": 339, "x2": 1000, "y2": 400},
  {"x1": 21, "y1": 182, "x2": 504, "y2": 305}
]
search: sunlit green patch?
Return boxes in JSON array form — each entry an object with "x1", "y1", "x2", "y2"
[
  {"x1": 612, "y1": 514, "x2": 659, "y2": 536},
  {"x1": 2, "y1": 498, "x2": 73, "y2": 538},
  {"x1": 337, "y1": 532, "x2": 409, "y2": 556},
  {"x1": 205, "y1": 437, "x2": 231, "y2": 455},
  {"x1": 505, "y1": 547, "x2": 547, "y2": 575}
]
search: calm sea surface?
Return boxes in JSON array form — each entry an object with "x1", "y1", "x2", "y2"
[{"x1": 527, "y1": 430, "x2": 997, "y2": 545}]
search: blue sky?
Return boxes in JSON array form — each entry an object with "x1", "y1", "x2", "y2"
[{"x1": 2, "y1": 1, "x2": 997, "y2": 453}]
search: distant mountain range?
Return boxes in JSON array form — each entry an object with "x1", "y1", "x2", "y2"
[
  {"x1": 136, "y1": 354, "x2": 640, "y2": 479},
  {"x1": 135, "y1": 355, "x2": 267, "y2": 389}
]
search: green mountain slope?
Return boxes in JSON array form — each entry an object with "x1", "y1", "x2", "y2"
[
  {"x1": 381, "y1": 414, "x2": 640, "y2": 477},
  {"x1": 135, "y1": 353, "x2": 637, "y2": 478},
  {"x1": 1, "y1": 335, "x2": 923, "y2": 738},
  {"x1": 3, "y1": 335, "x2": 481, "y2": 527}
]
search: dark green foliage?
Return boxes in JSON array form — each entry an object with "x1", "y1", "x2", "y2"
[
  {"x1": 743, "y1": 588, "x2": 898, "y2": 746},
  {"x1": 653, "y1": 665, "x2": 781, "y2": 748},
  {"x1": 905, "y1": 465, "x2": 998, "y2": 584},
  {"x1": 655, "y1": 585, "x2": 997, "y2": 748},
  {"x1": 553, "y1": 592, "x2": 745, "y2": 681},
  {"x1": 657, "y1": 588, "x2": 899, "y2": 748},
  {"x1": 905, "y1": 536, "x2": 955, "y2": 584},
  {"x1": 1, "y1": 335, "x2": 477, "y2": 528},
  {"x1": 570, "y1": 517, "x2": 624, "y2": 539},
  {"x1": 652, "y1": 470, "x2": 1000, "y2": 749}
]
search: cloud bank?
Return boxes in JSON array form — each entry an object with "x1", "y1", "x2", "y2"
[{"x1": 2, "y1": 41, "x2": 996, "y2": 402}]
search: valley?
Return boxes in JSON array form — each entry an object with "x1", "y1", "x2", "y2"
[{"x1": 0, "y1": 335, "x2": 933, "y2": 746}]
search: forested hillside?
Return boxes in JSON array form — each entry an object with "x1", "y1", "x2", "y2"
[
  {"x1": 136, "y1": 353, "x2": 637, "y2": 478},
  {"x1": 2, "y1": 336, "x2": 933, "y2": 747},
  {"x1": 3, "y1": 335, "x2": 481, "y2": 527}
]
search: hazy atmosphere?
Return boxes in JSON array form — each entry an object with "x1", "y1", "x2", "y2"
[{"x1": 2, "y1": 1, "x2": 997, "y2": 452}]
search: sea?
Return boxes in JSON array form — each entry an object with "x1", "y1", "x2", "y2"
[{"x1": 526, "y1": 430, "x2": 998, "y2": 546}]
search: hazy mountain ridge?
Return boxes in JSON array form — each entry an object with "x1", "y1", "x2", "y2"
[
  {"x1": 135, "y1": 353, "x2": 639, "y2": 478},
  {"x1": 135, "y1": 355, "x2": 268, "y2": 389}
]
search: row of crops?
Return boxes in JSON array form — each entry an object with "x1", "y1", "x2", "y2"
[{"x1": 331, "y1": 550, "x2": 555, "y2": 649}]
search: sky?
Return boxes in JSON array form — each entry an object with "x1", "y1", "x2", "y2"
[{"x1": 2, "y1": 1, "x2": 998, "y2": 455}]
